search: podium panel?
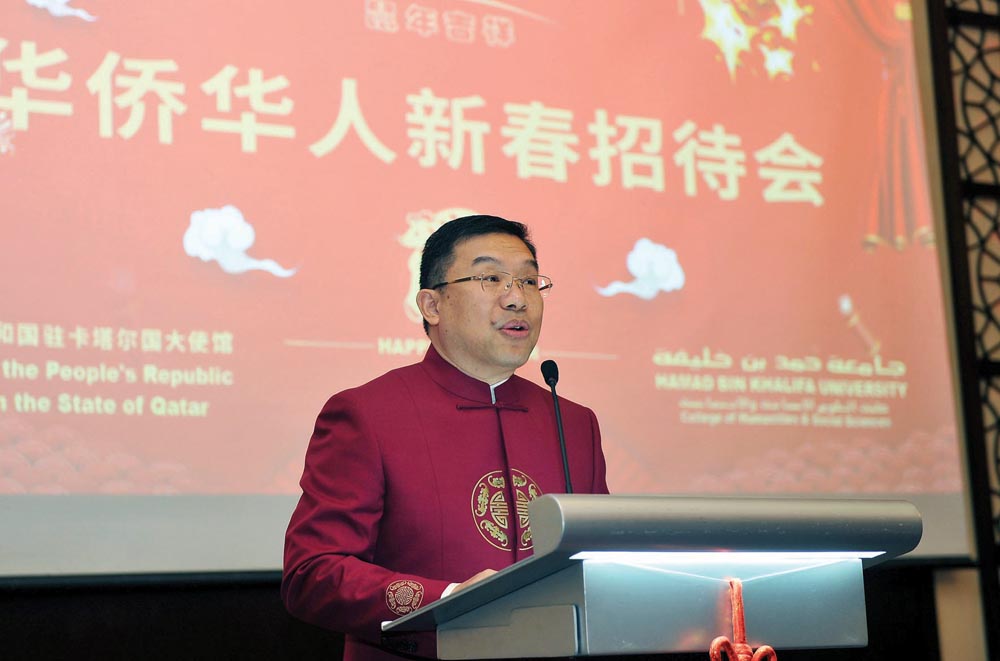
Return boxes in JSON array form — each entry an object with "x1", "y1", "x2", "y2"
[
  {"x1": 383, "y1": 495, "x2": 922, "y2": 658},
  {"x1": 437, "y1": 556, "x2": 867, "y2": 658}
]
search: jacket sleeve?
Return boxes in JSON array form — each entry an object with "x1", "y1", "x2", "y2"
[
  {"x1": 588, "y1": 408, "x2": 611, "y2": 495},
  {"x1": 281, "y1": 391, "x2": 451, "y2": 642}
]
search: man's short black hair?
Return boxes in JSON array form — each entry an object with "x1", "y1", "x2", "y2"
[{"x1": 419, "y1": 214, "x2": 537, "y2": 334}]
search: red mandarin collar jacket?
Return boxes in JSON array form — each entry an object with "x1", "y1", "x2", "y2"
[{"x1": 282, "y1": 345, "x2": 609, "y2": 661}]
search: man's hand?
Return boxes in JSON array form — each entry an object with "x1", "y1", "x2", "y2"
[{"x1": 453, "y1": 568, "x2": 497, "y2": 593}]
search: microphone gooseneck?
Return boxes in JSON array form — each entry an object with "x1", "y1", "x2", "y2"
[{"x1": 541, "y1": 360, "x2": 572, "y2": 494}]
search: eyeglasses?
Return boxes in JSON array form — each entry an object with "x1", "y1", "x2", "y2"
[{"x1": 431, "y1": 271, "x2": 553, "y2": 297}]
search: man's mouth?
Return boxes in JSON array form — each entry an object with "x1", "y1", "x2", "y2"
[{"x1": 499, "y1": 320, "x2": 530, "y2": 336}]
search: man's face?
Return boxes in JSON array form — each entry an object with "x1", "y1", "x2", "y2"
[{"x1": 423, "y1": 233, "x2": 543, "y2": 383}]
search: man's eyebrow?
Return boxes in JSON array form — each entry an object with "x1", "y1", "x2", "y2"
[
  {"x1": 470, "y1": 256, "x2": 501, "y2": 267},
  {"x1": 470, "y1": 256, "x2": 540, "y2": 271}
]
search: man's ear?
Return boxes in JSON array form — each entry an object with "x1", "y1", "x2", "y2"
[{"x1": 416, "y1": 289, "x2": 441, "y2": 327}]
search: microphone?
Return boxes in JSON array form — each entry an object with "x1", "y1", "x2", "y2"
[{"x1": 541, "y1": 360, "x2": 573, "y2": 494}]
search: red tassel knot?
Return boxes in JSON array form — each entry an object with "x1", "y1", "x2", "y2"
[{"x1": 709, "y1": 578, "x2": 777, "y2": 661}]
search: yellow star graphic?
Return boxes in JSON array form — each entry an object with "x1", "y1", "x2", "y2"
[
  {"x1": 700, "y1": 0, "x2": 757, "y2": 79},
  {"x1": 767, "y1": 0, "x2": 811, "y2": 41},
  {"x1": 760, "y1": 45, "x2": 794, "y2": 79}
]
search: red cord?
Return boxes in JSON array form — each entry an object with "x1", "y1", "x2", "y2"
[{"x1": 709, "y1": 578, "x2": 778, "y2": 661}]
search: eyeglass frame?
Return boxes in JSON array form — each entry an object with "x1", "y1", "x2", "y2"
[{"x1": 429, "y1": 271, "x2": 553, "y2": 297}]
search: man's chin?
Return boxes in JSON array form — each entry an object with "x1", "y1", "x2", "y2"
[{"x1": 500, "y1": 348, "x2": 536, "y2": 371}]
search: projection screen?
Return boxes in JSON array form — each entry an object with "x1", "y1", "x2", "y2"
[{"x1": 0, "y1": 0, "x2": 971, "y2": 577}]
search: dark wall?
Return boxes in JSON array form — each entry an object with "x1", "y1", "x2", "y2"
[
  {"x1": 2, "y1": 565, "x2": 938, "y2": 661},
  {"x1": 2, "y1": 574, "x2": 342, "y2": 661}
]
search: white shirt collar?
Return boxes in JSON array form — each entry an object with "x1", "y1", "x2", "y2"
[{"x1": 489, "y1": 377, "x2": 510, "y2": 404}]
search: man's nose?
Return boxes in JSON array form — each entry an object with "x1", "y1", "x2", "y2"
[{"x1": 500, "y1": 281, "x2": 528, "y2": 309}]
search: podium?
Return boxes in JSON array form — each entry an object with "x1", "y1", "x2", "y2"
[{"x1": 381, "y1": 494, "x2": 922, "y2": 658}]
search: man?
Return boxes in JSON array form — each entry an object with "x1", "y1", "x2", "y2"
[{"x1": 282, "y1": 215, "x2": 609, "y2": 661}]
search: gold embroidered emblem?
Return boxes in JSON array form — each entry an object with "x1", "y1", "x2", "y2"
[
  {"x1": 386, "y1": 579, "x2": 424, "y2": 616},
  {"x1": 470, "y1": 469, "x2": 542, "y2": 551}
]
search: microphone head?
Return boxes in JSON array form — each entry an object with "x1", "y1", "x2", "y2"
[{"x1": 541, "y1": 359, "x2": 559, "y2": 387}]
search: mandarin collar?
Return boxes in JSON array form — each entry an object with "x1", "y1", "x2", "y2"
[{"x1": 420, "y1": 345, "x2": 523, "y2": 405}]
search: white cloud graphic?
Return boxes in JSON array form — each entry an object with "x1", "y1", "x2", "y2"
[
  {"x1": 0, "y1": 112, "x2": 14, "y2": 155},
  {"x1": 184, "y1": 205, "x2": 296, "y2": 278},
  {"x1": 26, "y1": 0, "x2": 97, "y2": 21},
  {"x1": 596, "y1": 238, "x2": 685, "y2": 300}
]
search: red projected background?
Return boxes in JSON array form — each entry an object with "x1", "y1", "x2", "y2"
[{"x1": 0, "y1": 1, "x2": 960, "y2": 511}]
